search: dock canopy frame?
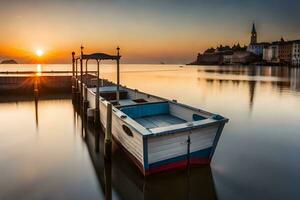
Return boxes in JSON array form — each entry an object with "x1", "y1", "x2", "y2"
[
  {"x1": 72, "y1": 47, "x2": 121, "y2": 113},
  {"x1": 81, "y1": 53, "x2": 120, "y2": 61}
]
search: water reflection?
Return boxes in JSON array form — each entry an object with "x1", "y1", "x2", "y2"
[
  {"x1": 36, "y1": 64, "x2": 42, "y2": 76},
  {"x1": 198, "y1": 66, "x2": 300, "y2": 92},
  {"x1": 34, "y1": 97, "x2": 39, "y2": 130},
  {"x1": 194, "y1": 66, "x2": 300, "y2": 113},
  {"x1": 80, "y1": 113, "x2": 216, "y2": 200},
  {"x1": 1, "y1": 65, "x2": 300, "y2": 200},
  {"x1": 0, "y1": 98, "x2": 102, "y2": 200}
]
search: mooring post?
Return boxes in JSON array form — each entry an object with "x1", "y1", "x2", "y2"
[
  {"x1": 80, "y1": 45, "x2": 84, "y2": 106},
  {"x1": 104, "y1": 102, "x2": 112, "y2": 160},
  {"x1": 116, "y1": 47, "x2": 120, "y2": 104},
  {"x1": 75, "y1": 59, "x2": 80, "y2": 107},
  {"x1": 75, "y1": 59, "x2": 78, "y2": 87},
  {"x1": 71, "y1": 52, "x2": 76, "y2": 103},
  {"x1": 83, "y1": 59, "x2": 89, "y2": 116},
  {"x1": 94, "y1": 60, "x2": 100, "y2": 127}
]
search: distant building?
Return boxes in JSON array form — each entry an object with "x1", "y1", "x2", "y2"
[
  {"x1": 278, "y1": 38, "x2": 293, "y2": 64},
  {"x1": 250, "y1": 23, "x2": 257, "y2": 44},
  {"x1": 248, "y1": 42, "x2": 270, "y2": 56},
  {"x1": 292, "y1": 40, "x2": 300, "y2": 66},
  {"x1": 263, "y1": 42, "x2": 280, "y2": 63},
  {"x1": 189, "y1": 43, "x2": 246, "y2": 65},
  {"x1": 189, "y1": 23, "x2": 300, "y2": 66},
  {"x1": 247, "y1": 23, "x2": 270, "y2": 56},
  {"x1": 231, "y1": 51, "x2": 259, "y2": 64},
  {"x1": 222, "y1": 54, "x2": 233, "y2": 64},
  {"x1": 263, "y1": 38, "x2": 299, "y2": 65},
  {"x1": 193, "y1": 53, "x2": 222, "y2": 65}
]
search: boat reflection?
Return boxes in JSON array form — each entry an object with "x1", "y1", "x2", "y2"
[{"x1": 80, "y1": 115, "x2": 217, "y2": 200}]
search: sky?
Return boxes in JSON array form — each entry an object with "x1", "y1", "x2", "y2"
[{"x1": 0, "y1": 0, "x2": 299, "y2": 64}]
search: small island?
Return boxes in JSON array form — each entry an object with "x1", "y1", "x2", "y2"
[{"x1": 0, "y1": 59, "x2": 18, "y2": 64}]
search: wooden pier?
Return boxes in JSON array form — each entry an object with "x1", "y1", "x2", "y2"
[{"x1": 0, "y1": 75, "x2": 72, "y2": 95}]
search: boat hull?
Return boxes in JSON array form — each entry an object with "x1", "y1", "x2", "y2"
[
  {"x1": 85, "y1": 84, "x2": 228, "y2": 176},
  {"x1": 145, "y1": 147, "x2": 212, "y2": 175}
]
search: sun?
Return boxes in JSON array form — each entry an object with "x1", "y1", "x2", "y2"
[{"x1": 36, "y1": 49, "x2": 44, "y2": 57}]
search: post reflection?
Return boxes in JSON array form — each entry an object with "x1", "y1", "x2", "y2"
[
  {"x1": 104, "y1": 155, "x2": 112, "y2": 200},
  {"x1": 95, "y1": 126, "x2": 100, "y2": 153},
  {"x1": 34, "y1": 97, "x2": 39, "y2": 130}
]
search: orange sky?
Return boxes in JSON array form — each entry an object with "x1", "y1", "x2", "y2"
[{"x1": 0, "y1": 0, "x2": 299, "y2": 64}]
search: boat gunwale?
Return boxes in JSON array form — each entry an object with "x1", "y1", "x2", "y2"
[{"x1": 86, "y1": 83, "x2": 229, "y2": 138}]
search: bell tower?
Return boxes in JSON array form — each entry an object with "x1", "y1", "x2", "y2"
[{"x1": 251, "y1": 23, "x2": 257, "y2": 44}]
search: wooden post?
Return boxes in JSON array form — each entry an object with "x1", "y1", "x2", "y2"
[
  {"x1": 94, "y1": 60, "x2": 100, "y2": 127},
  {"x1": 71, "y1": 52, "x2": 76, "y2": 103},
  {"x1": 116, "y1": 47, "x2": 120, "y2": 104},
  {"x1": 72, "y1": 52, "x2": 75, "y2": 77},
  {"x1": 85, "y1": 59, "x2": 88, "y2": 82},
  {"x1": 83, "y1": 59, "x2": 89, "y2": 115},
  {"x1": 80, "y1": 45, "x2": 84, "y2": 105},
  {"x1": 105, "y1": 103, "x2": 112, "y2": 160},
  {"x1": 75, "y1": 59, "x2": 80, "y2": 106},
  {"x1": 75, "y1": 59, "x2": 78, "y2": 88}
]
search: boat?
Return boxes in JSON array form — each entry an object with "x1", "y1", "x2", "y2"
[{"x1": 72, "y1": 47, "x2": 229, "y2": 176}]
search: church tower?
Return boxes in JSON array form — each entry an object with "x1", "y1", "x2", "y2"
[{"x1": 251, "y1": 23, "x2": 257, "y2": 44}]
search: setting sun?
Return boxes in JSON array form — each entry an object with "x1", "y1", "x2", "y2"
[{"x1": 36, "y1": 49, "x2": 44, "y2": 57}]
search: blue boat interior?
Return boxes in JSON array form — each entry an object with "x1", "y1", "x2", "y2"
[
  {"x1": 98, "y1": 86, "x2": 209, "y2": 129},
  {"x1": 120, "y1": 102, "x2": 207, "y2": 129},
  {"x1": 120, "y1": 102, "x2": 187, "y2": 129}
]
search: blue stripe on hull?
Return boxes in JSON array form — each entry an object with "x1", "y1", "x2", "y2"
[
  {"x1": 190, "y1": 147, "x2": 213, "y2": 159},
  {"x1": 148, "y1": 147, "x2": 213, "y2": 169}
]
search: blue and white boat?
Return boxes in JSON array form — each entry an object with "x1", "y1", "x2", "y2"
[
  {"x1": 86, "y1": 84, "x2": 228, "y2": 175},
  {"x1": 73, "y1": 48, "x2": 229, "y2": 175}
]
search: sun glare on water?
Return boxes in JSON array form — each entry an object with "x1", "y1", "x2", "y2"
[
  {"x1": 36, "y1": 64, "x2": 42, "y2": 76},
  {"x1": 36, "y1": 49, "x2": 44, "y2": 57}
]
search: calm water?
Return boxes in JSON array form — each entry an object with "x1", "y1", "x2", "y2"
[{"x1": 0, "y1": 64, "x2": 300, "y2": 200}]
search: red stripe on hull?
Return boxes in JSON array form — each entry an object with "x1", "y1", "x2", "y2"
[
  {"x1": 190, "y1": 157, "x2": 210, "y2": 165},
  {"x1": 146, "y1": 158, "x2": 211, "y2": 176}
]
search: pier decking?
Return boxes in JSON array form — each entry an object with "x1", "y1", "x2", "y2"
[{"x1": 0, "y1": 75, "x2": 72, "y2": 95}]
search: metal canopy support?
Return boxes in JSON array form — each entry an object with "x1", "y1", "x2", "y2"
[
  {"x1": 96, "y1": 60, "x2": 100, "y2": 110},
  {"x1": 72, "y1": 52, "x2": 75, "y2": 77},
  {"x1": 75, "y1": 59, "x2": 78, "y2": 88},
  {"x1": 83, "y1": 58, "x2": 89, "y2": 115},
  {"x1": 80, "y1": 46, "x2": 84, "y2": 103},
  {"x1": 71, "y1": 52, "x2": 76, "y2": 103},
  {"x1": 72, "y1": 45, "x2": 121, "y2": 119},
  {"x1": 116, "y1": 47, "x2": 120, "y2": 104},
  {"x1": 85, "y1": 59, "x2": 89, "y2": 101}
]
